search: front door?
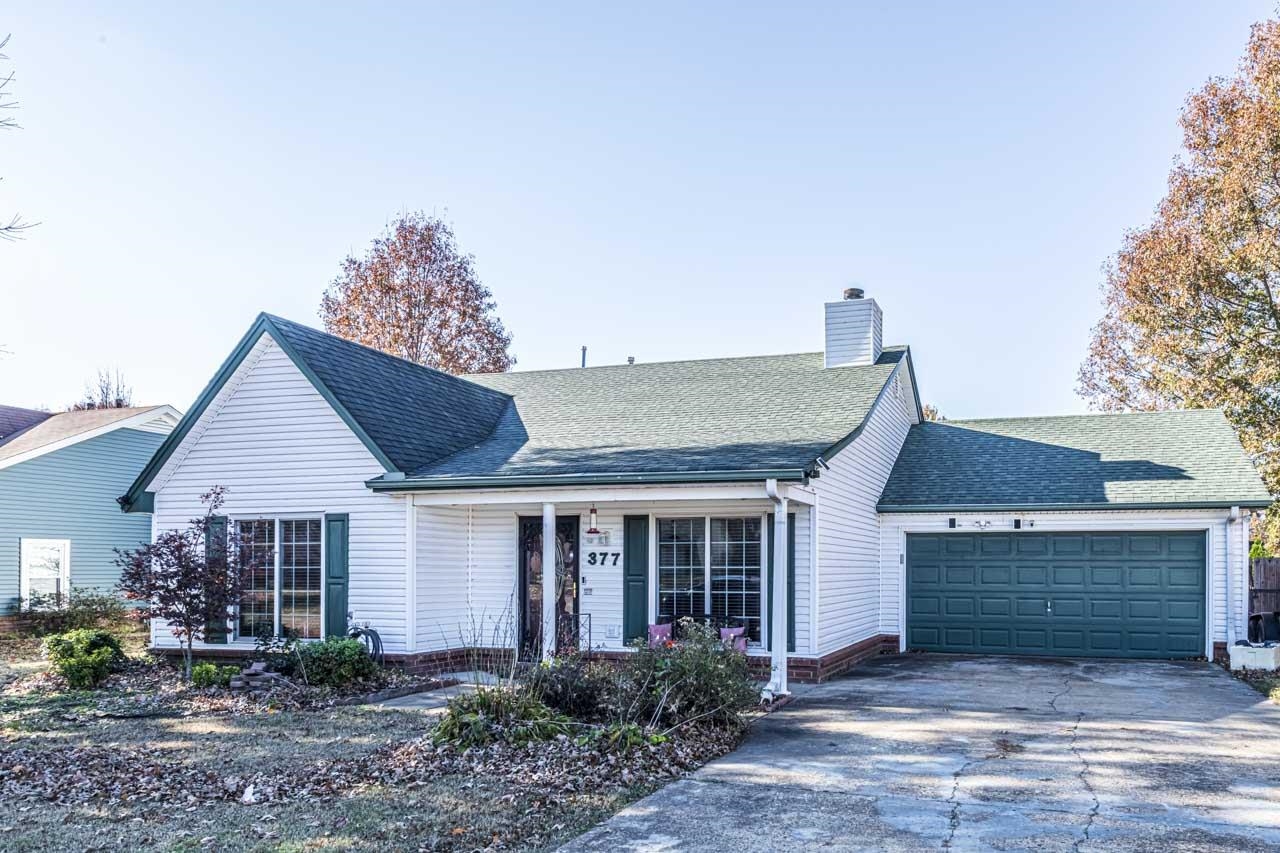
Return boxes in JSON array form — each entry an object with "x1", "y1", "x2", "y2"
[{"x1": 518, "y1": 516, "x2": 580, "y2": 659}]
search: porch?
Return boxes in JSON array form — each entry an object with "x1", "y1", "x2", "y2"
[{"x1": 401, "y1": 481, "x2": 817, "y2": 693}]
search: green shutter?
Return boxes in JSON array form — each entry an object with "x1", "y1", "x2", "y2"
[
  {"x1": 623, "y1": 516, "x2": 649, "y2": 643},
  {"x1": 765, "y1": 513, "x2": 796, "y2": 653},
  {"x1": 324, "y1": 513, "x2": 350, "y2": 639},
  {"x1": 204, "y1": 515, "x2": 228, "y2": 643}
]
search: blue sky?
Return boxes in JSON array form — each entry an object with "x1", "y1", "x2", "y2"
[{"x1": 0, "y1": 2, "x2": 1270, "y2": 417}]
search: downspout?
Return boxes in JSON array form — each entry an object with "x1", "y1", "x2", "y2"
[
  {"x1": 764, "y1": 479, "x2": 789, "y2": 697},
  {"x1": 1227, "y1": 506, "x2": 1240, "y2": 646}
]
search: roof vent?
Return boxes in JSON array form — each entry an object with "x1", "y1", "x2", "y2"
[
  {"x1": 627, "y1": 356, "x2": 635, "y2": 366},
  {"x1": 843, "y1": 287, "x2": 864, "y2": 300}
]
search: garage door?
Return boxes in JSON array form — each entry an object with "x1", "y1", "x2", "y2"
[{"x1": 906, "y1": 532, "x2": 1205, "y2": 659}]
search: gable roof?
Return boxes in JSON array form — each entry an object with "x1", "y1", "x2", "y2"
[
  {"x1": 369, "y1": 347, "x2": 915, "y2": 490},
  {"x1": 121, "y1": 313, "x2": 513, "y2": 510},
  {"x1": 0, "y1": 405, "x2": 53, "y2": 445},
  {"x1": 123, "y1": 312, "x2": 921, "y2": 507},
  {"x1": 878, "y1": 410, "x2": 1272, "y2": 512},
  {"x1": 0, "y1": 406, "x2": 179, "y2": 471}
]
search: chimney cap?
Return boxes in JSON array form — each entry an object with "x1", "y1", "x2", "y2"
[{"x1": 843, "y1": 287, "x2": 864, "y2": 300}]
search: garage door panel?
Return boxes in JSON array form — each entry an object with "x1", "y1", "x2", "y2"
[
  {"x1": 1090, "y1": 566, "x2": 1123, "y2": 586},
  {"x1": 1016, "y1": 566, "x2": 1047, "y2": 585},
  {"x1": 1052, "y1": 566, "x2": 1085, "y2": 586},
  {"x1": 980, "y1": 597, "x2": 1011, "y2": 617},
  {"x1": 906, "y1": 531, "x2": 1205, "y2": 660},
  {"x1": 981, "y1": 565, "x2": 1011, "y2": 585}
]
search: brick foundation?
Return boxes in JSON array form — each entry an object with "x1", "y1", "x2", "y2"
[
  {"x1": 152, "y1": 635, "x2": 900, "y2": 684},
  {"x1": 1213, "y1": 641, "x2": 1228, "y2": 663}
]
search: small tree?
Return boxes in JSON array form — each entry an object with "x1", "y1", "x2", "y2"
[
  {"x1": 115, "y1": 487, "x2": 257, "y2": 679},
  {"x1": 71, "y1": 368, "x2": 133, "y2": 410}
]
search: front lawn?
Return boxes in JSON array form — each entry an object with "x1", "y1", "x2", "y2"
[{"x1": 0, "y1": 624, "x2": 752, "y2": 851}]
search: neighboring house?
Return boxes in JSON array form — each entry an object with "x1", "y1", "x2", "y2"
[
  {"x1": 120, "y1": 293, "x2": 1271, "y2": 689},
  {"x1": 1, "y1": 405, "x2": 179, "y2": 613}
]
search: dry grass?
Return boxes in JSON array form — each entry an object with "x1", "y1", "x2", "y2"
[{"x1": 0, "y1": 644, "x2": 692, "y2": 851}]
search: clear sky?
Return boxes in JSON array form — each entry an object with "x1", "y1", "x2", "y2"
[{"x1": 0, "y1": 2, "x2": 1271, "y2": 418}]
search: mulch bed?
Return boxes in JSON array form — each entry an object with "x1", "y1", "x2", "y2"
[{"x1": 2, "y1": 657, "x2": 450, "y2": 719}]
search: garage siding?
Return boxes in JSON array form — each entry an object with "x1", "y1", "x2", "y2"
[{"x1": 880, "y1": 510, "x2": 1246, "y2": 651}]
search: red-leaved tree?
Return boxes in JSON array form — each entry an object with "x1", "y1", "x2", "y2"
[
  {"x1": 115, "y1": 487, "x2": 259, "y2": 679},
  {"x1": 320, "y1": 212, "x2": 514, "y2": 374}
]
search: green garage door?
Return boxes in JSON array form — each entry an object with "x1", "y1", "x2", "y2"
[{"x1": 906, "y1": 532, "x2": 1205, "y2": 659}]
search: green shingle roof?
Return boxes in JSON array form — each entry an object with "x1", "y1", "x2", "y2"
[
  {"x1": 265, "y1": 316, "x2": 511, "y2": 474},
  {"x1": 878, "y1": 410, "x2": 1272, "y2": 512},
  {"x1": 384, "y1": 348, "x2": 912, "y2": 488}
]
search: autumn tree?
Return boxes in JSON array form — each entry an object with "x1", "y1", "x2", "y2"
[
  {"x1": 71, "y1": 369, "x2": 133, "y2": 410},
  {"x1": 320, "y1": 212, "x2": 514, "y2": 374},
  {"x1": 116, "y1": 487, "x2": 258, "y2": 679},
  {"x1": 922, "y1": 403, "x2": 945, "y2": 422},
  {"x1": 1078, "y1": 18, "x2": 1280, "y2": 546},
  {"x1": 0, "y1": 34, "x2": 33, "y2": 241}
]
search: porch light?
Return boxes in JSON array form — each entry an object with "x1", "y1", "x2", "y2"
[{"x1": 587, "y1": 505, "x2": 600, "y2": 534}]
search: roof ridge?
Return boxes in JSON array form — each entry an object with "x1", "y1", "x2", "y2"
[
  {"x1": 467, "y1": 345, "x2": 911, "y2": 378},
  {"x1": 943, "y1": 408, "x2": 1224, "y2": 425}
]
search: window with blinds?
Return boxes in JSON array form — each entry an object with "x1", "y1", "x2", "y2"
[
  {"x1": 710, "y1": 517, "x2": 763, "y2": 641},
  {"x1": 657, "y1": 518, "x2": 704, "y2": 624}
]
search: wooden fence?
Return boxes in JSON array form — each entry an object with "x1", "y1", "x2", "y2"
[{"x1": 1251, "y1": 558, "x2": 1280, "y2": 614}]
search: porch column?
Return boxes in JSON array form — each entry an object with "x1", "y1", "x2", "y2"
[
  {"x1": 541, "y1": 502, "x2": 557, "y2": 660},
  {"x1": 770, "y1": 497, "x2": 789, "y2": 695}
]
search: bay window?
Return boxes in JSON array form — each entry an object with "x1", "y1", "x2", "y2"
[
  {"x1": 234, "y1": 517, "x2": 323, "y2": 640},
  {"x1": 657, "y1": 515, "x2": 763, "y2": 642}
]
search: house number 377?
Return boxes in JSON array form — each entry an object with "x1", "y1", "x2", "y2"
[{"x1": 585, "y1": 551, "x2": 621, "y2": 567}]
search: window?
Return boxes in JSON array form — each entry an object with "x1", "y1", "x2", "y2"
[
  {"x1": 657, "y1": 516, "x2": 764, "y2": 643},
  {"x1": 237, "y1": 520, "x2": 275, "y2": 638},
  {"x1": 710, "y1": 517, "x2": 763, "y2": 642},
  {"x1": 281, "y1": 519, "x2": 323, "y2": 639},
  {"x1": 19, "y1": 538, "x2": 71, "y2": 608},
  {"x1": 658, "y1": 518, "x2": 704, "y2": 624},
  {"x1": 234, "y1": 518, "x2": 323, "y2": 640}
]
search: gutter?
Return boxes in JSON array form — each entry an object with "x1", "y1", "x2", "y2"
[
  {"x1": 876, "y1": 500, "x2": 1275, "y2": 513},
  {"x1": 366, "y1": 468, "x2": 810, "y2": 492}
]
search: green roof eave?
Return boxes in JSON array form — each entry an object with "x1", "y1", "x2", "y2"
[
  {"x1": 366, "y1": 468, "x2": 810, "y2": 492},
  {"x1": 119, "y1": 314, "x2": 398, "y2": 513},
  {"x1": 876, "y1": 499, "x2": 1275, "y2": 514}
]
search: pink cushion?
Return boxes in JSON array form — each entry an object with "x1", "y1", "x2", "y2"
[
  {"x1": 648, "y1": 623, "x2": 673, "y2": 647},
  {"x1": 720, "y1": 626, "x2": 747, "y2": 652}
]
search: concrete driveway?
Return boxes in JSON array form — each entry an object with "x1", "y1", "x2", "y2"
[{"x1": 561, "y1": 655, "x2": 1280, "y2": 852}]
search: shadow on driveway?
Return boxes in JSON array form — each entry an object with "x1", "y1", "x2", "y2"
[{"x1": 560, "y1": 654, "x2": 1280, "y2": 852}]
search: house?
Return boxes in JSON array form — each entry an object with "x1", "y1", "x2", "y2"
[
  {"x1": 1, "y1": 404, "x2": 179, "y2": 614},
  {"x1": 119, "y1": 292, "x2": 1271, "y2": 689}
]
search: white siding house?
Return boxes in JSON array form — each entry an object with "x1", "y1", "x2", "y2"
[{"x1": 124, "y1": 292, "x2": 1269, "y2": 687}]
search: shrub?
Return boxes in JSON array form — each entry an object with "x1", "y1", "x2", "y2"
[
  {"x1": 434, "y1": 687, "x2": 573, "y2": 748},
  {"x1": 42, "y1": 628, "x2": 124, "y2": 689},
  {"x1": 191, "y1": 662, "x2": 239, "y2": 689},
  {"x1": 526, "y1": 654, "x2": 618, "y2": 721},
  {"x1": 620, "y1": 618, "x2": 758, "y2": 731},
  {"x1": 296, "y1": 637, "x2": 379, "y2": 687},
  {"x1": 18, "y1": 588, "x2": 130, "y2": 636},
  {"x1": 252, "y1": 626, "x2": 303, "y2": 676}
]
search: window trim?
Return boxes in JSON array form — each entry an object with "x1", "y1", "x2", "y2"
[
  {"x1": 228, "y1": 514, "x2": 325, "y2": 642},
  {"x1": 654, "y1": 514, "x2": 767, "y2": 645}
]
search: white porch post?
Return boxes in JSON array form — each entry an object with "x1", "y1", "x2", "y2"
[
  {"x1": 770, "y1": 497, "x2": 789, "y2": 695},
  {"x1": 541, "y1": 502, "x2": 557, "y2": 660}
]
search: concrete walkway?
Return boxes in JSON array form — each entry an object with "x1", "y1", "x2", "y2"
[
  {"x1": 561, "y1": 655, "x2": 1280, "y2": 852},
  {"x1": 374, "y1": 670, "x2": 494, "y2": 712}
]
